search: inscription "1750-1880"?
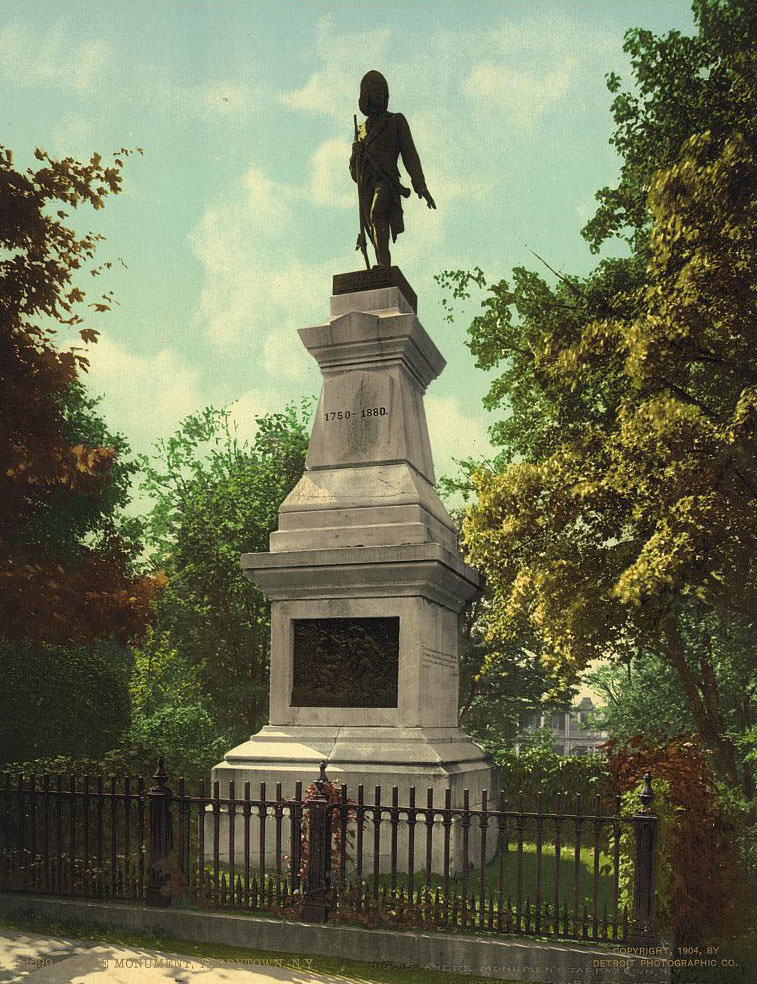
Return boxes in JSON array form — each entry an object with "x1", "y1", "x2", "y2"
[{"x1": 324, "y1": 407, "x2": 387, "y2": 421}]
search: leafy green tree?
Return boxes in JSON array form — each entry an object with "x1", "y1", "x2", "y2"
[
  {"x1": 583, "y1": 0, "x2": 757, "y2": 253},
  {"x1": 440, "y1": 0, "x2": 756, "y2": 792},
  {"x1": 0, "y1": 375, "x2": 150, "y2": 768},
  {"x1": 435, "y1": 497, "x2": 563, "y2": 753},
  {"x1": 139, "y1": 402, "x2": 310, "y2": 742},
  {"x1": 584, "y1": 657, "x2": 694, "y2": 740},
  {"x1": 492, "y1": 728, "x2": 608, "y2": 810},
  {"x1": 0, "y1": 142, "x2": 157, "y2": 768},
  {"x1": 457, "y1": 601, "x2": 561, "y2": 754},
  {"x1": 0, "y1": 639, "x2": 132, "y2": 765},
  {"x1": 0, "y1": 143, "x2": 155, "y2": 646},
  {"x1": 585, "y1": 613, "x2": 756, "y2": 799}
]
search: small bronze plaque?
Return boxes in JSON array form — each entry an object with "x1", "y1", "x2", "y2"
[
  {"x1": 332, "y1": 267, "x2": 417, "y2": 312},
  {"x1": 291, "y1": 617, "x2": 399, "y2": 707}
]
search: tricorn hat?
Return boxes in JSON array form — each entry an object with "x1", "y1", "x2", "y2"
[{"x1": 359, "y1": 70, "x2": 389, "y2": 115}]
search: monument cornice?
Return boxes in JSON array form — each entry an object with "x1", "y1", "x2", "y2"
[
  {"x1": 241, "y1": 541, "x2": 482, "y2": 611},
  {"x1": 298, "y1": 309, "x2": 444, "y2": 391}
]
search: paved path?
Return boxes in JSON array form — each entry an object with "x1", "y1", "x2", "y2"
[{"x1": 0, "y1": 930, "x2": 367, "y2": 984}]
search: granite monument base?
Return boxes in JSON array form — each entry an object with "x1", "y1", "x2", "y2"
[
  {"x1": 209, "y1": 725, "x2": 498, "y2": 876},
  {"x1": 209, "y1": 271, "x2": 496, "y2": 878}
]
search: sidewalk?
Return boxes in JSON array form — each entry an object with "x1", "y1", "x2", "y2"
[{"x1": 0, "y1": 930, "x2": 364, "y2": 984}]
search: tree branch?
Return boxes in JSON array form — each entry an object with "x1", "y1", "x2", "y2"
[
  {"x1": 458, "y1": 673, "x2": 480, "y2": 727},
  {"x1": 526, "y1": 247, "x2": 585, "y2": 302},
  {"x1": 655, "y1": 374, "x2": 720, "y2": 419}
]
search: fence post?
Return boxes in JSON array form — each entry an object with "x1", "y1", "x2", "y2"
[
  {"x1": 146, "y1": 758, "x2": 173, "y2": 907},
  {"x1": 630, "y1": 771, "x2": 658, "y2": 945},
  {"x1": 301, "y1": 761, "x2": 331, "y2": 923}
]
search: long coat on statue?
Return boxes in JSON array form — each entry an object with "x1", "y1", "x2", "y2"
[{"x1": 350, "y1": 110, "x2": 427, "y2": 246}]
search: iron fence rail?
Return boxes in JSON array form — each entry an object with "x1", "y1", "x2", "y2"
[{"x1": 0, "y1": 760, "x2": 657, "y2": 946}]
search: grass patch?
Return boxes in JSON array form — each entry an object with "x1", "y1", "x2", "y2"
[
  {"x1": 362, "y1": 842, "x2": 617, "y2": 910},
  {"x1": 212, "y1": 841, "x2": 617, "y2": 912}
]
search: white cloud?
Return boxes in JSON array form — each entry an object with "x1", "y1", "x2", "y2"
[
  {"x1": 227, "y1": 388, "x2": 268, "y2": 443},
  {"x1": 279, "y1": 16, "x2": 391, "y2": 118},
  {"x1": 52, "y1": 117, "x2": 95, "y2": 158},
  {"x1": 189, "y1": 163, "x2": 337, "y2": 371},
  {"x1": 464, "y1": 56, "x2": 580, "y2": 129},
  {"x1": 262, "y1": 315, "x2": 315, "y2": 381},
  {"x1": 281, "y1": 70, "x2": 343, "y2": 117},
  {"x1": 456, "y1": 9, "x2": 616, "y2": 133},
  {"x1": 0, "y1": 22, "x2": 109, "y2": 91},
  {"x1": 77, "y1": 334, "x2": 205, "y2": 448},
  {"x1": 310, "y1": 138, "x2": 353, "y2": 209},
  {"x1": 425, "y1": 394, "x2": 495, "y2": 483},
  {"x1": 72, "y1": 40, "x2": 109, "y2": 91}
]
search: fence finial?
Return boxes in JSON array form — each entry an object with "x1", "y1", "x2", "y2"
[
  {"x1": 638, "y1": 772, "x2": 654, "y2": 812},
  {"x1": 152, "y1": 757, "x2": 168, "y2": 787},
  {"x1": 314, "y1": 760, "x2": 329, "y2": 796}
]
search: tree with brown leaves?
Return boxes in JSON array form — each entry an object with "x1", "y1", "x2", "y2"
[{"x1": 0, "y1": 144, "x2": 158, "y2": 647}]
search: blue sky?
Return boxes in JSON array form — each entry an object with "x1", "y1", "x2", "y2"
[{"x1": 3, "y1": 0, "x2": 696, "y2": 484}]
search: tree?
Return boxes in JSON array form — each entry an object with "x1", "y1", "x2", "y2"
[
  {"x1": 139, "y1": 403, "x2": 310, "y2": 740},
  {"x1": 456, "y1": 599, "x2": 562, "y2": 753},
  {"x1": 0, "y1": 143, "x2": 156, "y2": 646},
  {"x1": 583, "y1": 0, "x2": 757, "y2": 254},
  {"x1": 433, "y1": 492, "x2": 565, "y2": 752},
  {"x1": 606, "y1": 735, "x2": 746, "y2": 944},
  {"x1": 0, "y1": 638, "x2": 132, "y2": 764},
  {"x1": 583, "y1": 655, "x2": 695, "y2": 741},
  {"x1": 440, "y1": 1, "x2": 756, "y2": 792}
]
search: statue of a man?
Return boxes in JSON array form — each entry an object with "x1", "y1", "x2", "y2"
[{"x1": 350, "y1": 70, "x2": 436, "y2": 268}]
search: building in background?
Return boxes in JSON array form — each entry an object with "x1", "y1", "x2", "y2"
[{"x1": 518, "y1": 696, "x2": 608, "y2": 755}]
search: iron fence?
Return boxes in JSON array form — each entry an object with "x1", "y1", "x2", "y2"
[{"x1": 0, "y1": 759, "x2": 658, "y2": 946}]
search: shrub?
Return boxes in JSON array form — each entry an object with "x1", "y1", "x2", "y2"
[
  {"x1": 0, "y1": 639, "x2": 132, "y2": 766},
  {"x1": 493, "y1": 728, "x2": 609, "y2": 809},
  {"x1": 604, "y1": 734, "x2": 745, "y2": 945}
]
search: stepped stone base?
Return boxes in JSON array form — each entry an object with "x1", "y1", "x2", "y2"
[
  {"x1": 209, "y1": 726, "x2": 499, "y2": 876},
  {"x1": 210, "y1": 273, "x2": 497, "y2": 879}
]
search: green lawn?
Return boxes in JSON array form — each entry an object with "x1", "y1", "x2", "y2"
[
  {"x1": 361, "y1": 840, "x2": 617, "y2": 907},
  {"x1": 204, "y1": 838, "x2": 621, "y2": 940},
  {"x1": 334, "y1": 840, "x2": 621, "y2": 939}
]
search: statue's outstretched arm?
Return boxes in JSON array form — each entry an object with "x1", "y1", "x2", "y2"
[{"x1": 397, "y1": 114, "x2": 435, "y2": 209}]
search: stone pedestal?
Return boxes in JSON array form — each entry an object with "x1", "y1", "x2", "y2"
[{"x1": 211, "y1": 270, "x2": 496, "y2": 874}]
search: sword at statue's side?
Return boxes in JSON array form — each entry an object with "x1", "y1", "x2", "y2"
[{"x1": 353, "y1": 114, "x2": 371, "y2": 270}]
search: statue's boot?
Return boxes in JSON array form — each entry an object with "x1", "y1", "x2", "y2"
[
  {"x1": 374, "y1": 238, "x2": 392, "y2": 268},
  {"x1": 370, "y1": 210, "x2": 392, "y2": 267}
]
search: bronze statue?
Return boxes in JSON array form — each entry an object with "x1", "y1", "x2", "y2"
[{"x1": 350, "y1": 71, "x2": 436, "y2": 269}]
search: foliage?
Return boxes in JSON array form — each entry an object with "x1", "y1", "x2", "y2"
[
  {"x1": 0, "y1": 142, "x2": 156, "y2": 647},
  {"x1": 439, "y1": 2, "x2": 757, "y2": 792},
  {"x1": 118, "y1": 628, "x2": 231, "y2": 782},
  {"x1": 583, "y1": 0, "x2": 757, "y2": 253},
  {"x1": 585, "y1": 630, "x2": 757, "y2": 787},
  {"x1": 0, "y1": 639, "x2": 132, "y2": 766},
  {"x1": 613, "y1": 780, "x2": 676, "y2": 939},
  {"x1": 605, "y1": 734, "x2": 745, "y2": 944},
  {"x1": 139, "y1": 403, "x2": 310, "y2": 739},
  {"x1": 492, "y1": 729, "x2": 609, "y2": 811},
  {"x1": 289, "y1": 777, "x2": 356, "y2": 901},
  {"x1": 584, "y1": 655, "x2": 695, "y2": 741},
  {"x1": 457, "y1": 600, "x2": 558, "y2": 753},
  {"x1": 125, "y1": 703, "x2": 228, "y2": 783}
]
